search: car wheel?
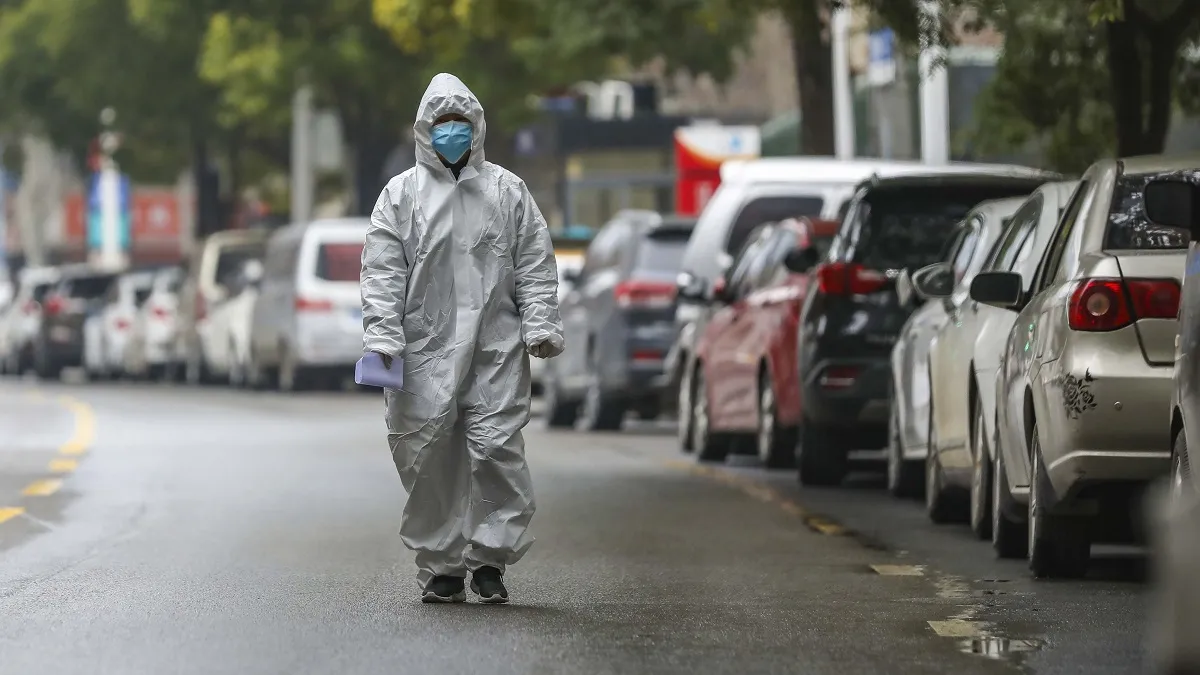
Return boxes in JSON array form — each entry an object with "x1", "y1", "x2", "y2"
[
  {"x1": 1172, "y1": 431, "x2": 1192, "y2": 499},
  {"x1": 277, "y1": 347, "x2": 304, "y2": 393},
  {"x1": 757, "y1": 372, "x2": 796, "y2": 469},
  {"x1": 886, "y1": 397, "x2": 923, "y2": 499},
  {"x1": 991, "y1": 443, "x2": 1028, "y2": 559},
  {"x1": 542, "y1": 372, "x2": 579, "y2": 429},
  {"x1": 579, "y1": 379, "x2": 624, "y2": 432},
  {"x1": 677, "y1": 363, "x2": 695, "y2": 453},
  {"x1": 969, "y1": 395, "x2": 993, "y2": 540},
  {"x1": 692, "y1": 365, "x2": 731, "y2": 462},
  {"x1": 185, "y1": 345, "x2": 210, "y2": 386},
  {"x1": 1028, "y1": 423, "x2": 1091, "y2": 579},
  {"x1": 635, "y1": 403, "x2": 660, "y2": 421},
  {"x1": 797, "y1": 422, "x2": 848, "y2": 486},
  {"x1": 228, "y1": 342, "x2": 247, "y2": 388}
]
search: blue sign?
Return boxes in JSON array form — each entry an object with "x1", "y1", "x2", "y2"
[
  {"x1": 86, "y1": 171, "x2": 132, "y2": 251},
  {"x1": 869, "y1": 29, "x2": 894, "y2": 64}
]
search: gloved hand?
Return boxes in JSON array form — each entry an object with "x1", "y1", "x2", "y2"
[
  {"x1": 374, "y1": 351, "x2": 394, "y2": 369},
  {"x1": 527, "y1": 340, "x2": 556, "y2": 359}
]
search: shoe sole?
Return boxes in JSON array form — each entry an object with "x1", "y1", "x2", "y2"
[
  {"x1": 470, "y1": 581, "x2": 509, "y2": 604},
  {"x1": 421, "y1": 591, "x2": 466, "y2": 603}
]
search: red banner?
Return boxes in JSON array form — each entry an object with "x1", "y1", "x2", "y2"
[{"x1": 673, "y1": 126, "x2": 760, "y2": 217}]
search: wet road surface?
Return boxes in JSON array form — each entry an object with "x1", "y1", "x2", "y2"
[{"x1": 0, "y1": 378, "x2": 1146, "y2": 674}]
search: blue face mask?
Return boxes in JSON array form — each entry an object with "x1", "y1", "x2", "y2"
[{"x1": 431, "y1": 120, "x2": 472, "y2": 164}]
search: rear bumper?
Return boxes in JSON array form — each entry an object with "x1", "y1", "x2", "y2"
[{"x1": 802, "y1": 357, "x2": 892, "y2": 429}]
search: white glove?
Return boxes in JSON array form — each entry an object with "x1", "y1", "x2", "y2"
[{"x1": 527, "y1": 340, "x2": 556, "y2": 359}]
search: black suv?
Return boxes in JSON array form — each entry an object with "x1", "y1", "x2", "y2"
[{"x1": 796, "y1": 171, "x2": 1057, "y2": 486}]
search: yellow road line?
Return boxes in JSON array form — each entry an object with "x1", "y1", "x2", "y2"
[
  {"x1": 48, "y1": 458, "x2": 79, "y2": 473},
  {"x1": 871, "y1": 564, "x2": 926, "y2": 576},
  {"x1": 22, "y1": 479, "x2": 63, "y2": 497},
  {"x1": 0, "y1": 507, "x2": 24, "y2": 524},
  {"x1": 928, "y1": 620, "x2": 984, "y2": 638},
  {"x1": 56, "y1": 396, "x2": 95, "y2": 456}
]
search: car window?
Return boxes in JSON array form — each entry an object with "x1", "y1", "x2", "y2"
[
  {"x1": 845, "y1": 183, "x2": 1043, "y2": 271},
  {"x1": 987, "y1": 196, "x2": 1043, "y2": 272},
  {"x1": 315, "y1": 242, "x2": 365, "y2": 282},
  {"x1": 635, "y1": 233, "x2": 690, "y2": 273},
  {"x1": 727, "y1": 225, "x2": 775, "y2": 297},
  {"x1": 950, "y1": 219, "x2": 982, "y2": 285},
  {"x1": 726, "y1": 195, "x2": 825, "y2": 257},
  {"x1": 1036, "y1": 181, "x2": 1092, "y2": 292},
  {"x1": 67, "y1": 275, "x2": 117, "y2": 300},
  {"x1": 215, "y1": 245, "x2": 263, "y2": 288},
  {"x1": 582, "y1": 222, "x2": 626, "y2": 275},
  {"x1": 1103, "y1": 171, "x2": 1193, "y2": 250},
  {"x1": 758, "y1": 230, "x2": 802, "y2": 289},
  {"x1": 31, "y1": 282, "x2": 55, "y2": 302}
]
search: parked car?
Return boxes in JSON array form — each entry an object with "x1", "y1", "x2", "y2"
[
  {"x1": 82, "y1": 269, "x2": 157, "y2": 380},
  {"x1": 35, "y1": 266, "x2": 120, "y2": 379},
  {"x1": 175, "y1": 229, "x2": 270, "y2": 384},
  {"x1": 123, "y1": 266, "x2": 185, "y2": 380},
  {"x1": 667, "y1": 159, "x2": 1051, "y2": 441},
  {"x1": 795, "y1": 168, "x2": 1059, "y2": 487},
  {"x1": 0, "y1": 266, "x2": 61, "y2": 375},
  {"x1": 247, "y1": 218, "x2": 368, "y2": 391},
  {"x1": 683, "y1": 217, "x2": 833, "y2": 467},
  {"x1": 530, "y1": 247, "x2": 586, "y2": 396},
  {"x1": 543, "y1": 211, "x2": 696, "y2": 430},
  {"x1": 215, "y1": 260, "x2": 264, "y2": 387},
  {"x1": 975, "y1": 155, "x2": 1192, "y2": 578},
  {"x1": 888, "y1": 196, "x2": 1028, "y2": 500}
]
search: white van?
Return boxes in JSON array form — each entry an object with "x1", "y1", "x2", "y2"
[{"x1": 247, "y1": 218, "x2": 368, "y2": 391}]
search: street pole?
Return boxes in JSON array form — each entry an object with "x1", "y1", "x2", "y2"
[
  {"x1": 291, "y1": 83, "x2": 315, "y2": 225},
  {"x1": 831, "y1": 5, "x2": 855, "y2": 160},
  {"x1": 93, "y1": 107, "x2": 128, "y2": 271},
  {"x1": 918, "y1": 0, "x2": 950, "y2": 165}
]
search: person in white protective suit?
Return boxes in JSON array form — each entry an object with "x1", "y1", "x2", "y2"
[{"x1": 360, "y1": 73, "x2": 564, "y2": 604}]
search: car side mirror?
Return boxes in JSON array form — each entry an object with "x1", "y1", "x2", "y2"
[
  {"x1": 969, "y1": 271, "x2": 1024, "y2": 311},
  {"x1": 911, "y1": 262, "x2": 956, "y2": 300},
  {"x1": 1143, "y1": 178, "x2": 1200, "y2": 241},
  {"x1": 782, "y1": 247, "x2": 820, "y2": 274},
  {"x1": 675, "y1": 271, "x2": 708, "y2": 301},
  {"x1": 243, "y1": 260, "x2": 265, "y2": 287}
]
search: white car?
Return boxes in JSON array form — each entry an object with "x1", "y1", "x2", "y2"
[
  {"x1": 248, "y1": 218, "x2": 368, "y2": 391},
  {"x1": 530, "y1": 251, "x2": 584, "y2": 395},
  {"x1": 923, "y1": 181, "x2": 1079, "y2": 541},
  {"x1": 888, "y1": 196, "x2": 1027, "y2": 501},
  {"x1": 207, "y1": 259, "x2": 263, "y2": 387},
  {"x1": 83, "y1": 269, "x2": 156, "y2": 379},
  {"x1": 124, "y1": 266, "x2": 184, "y2": 380},
  {"x1": 0, "y1": 267, "x2": 62, "y2": 375}
]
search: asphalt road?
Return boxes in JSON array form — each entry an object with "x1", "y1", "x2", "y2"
[{"x1": 0, "y1": 377, "x2": 1151, "y2": 674}]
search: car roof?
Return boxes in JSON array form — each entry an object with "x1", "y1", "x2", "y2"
[
  {"x1": 862, "y1": 171, "x2": 1058, "y2": 191},
  {"x1": 719, "y1": 157, "x2": 1057, "y2": 185},
  {"x1": 1118, "y1": 153, "x2": 1200, "y2": 176},
  {"x1": 969, "y1": 195, "x2": 1030, "y2": 221}
]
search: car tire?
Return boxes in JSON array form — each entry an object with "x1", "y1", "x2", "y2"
[
  {"x1": 886, "y1": 397, "x2": 923, "y2": 499},
  {"x1": 185, "y1": 345, "x2": 212, "y2": 386},
  {"x1": 677, "y1": 363, "x2": 695, "y2": 453},
  {"x1": 579, "y1": 379, "x2": 625, "y2": 432},
  {"x1": 692, "y1": 365, "x2": 731, "y2": 462},
  {"x1": 757, "y1": 371, "x2": 796, "y2": 469},
  {"x1": 542, "y1": 373, "x2": 579, "y2": 429},
  {"x1": 991, "y1": 430, "x2": 1028, "y2": 559},
  {"x1": 1172, "y1": 431, "x2": 1192, "y2": 499},
  {"x1": 1028, "y1": 423, "x2": 1091, "y2": 579},
  {"x1": 969, "y1": 395, "x2": 993, "y2": 540},
  {"x1": 34, "y1": 344, "x2": 62, "y2": 381},
  {"x1": 924, "y1": 400, "x2": 963, "y2": 524},
  {"x1": 635, "y1": 403, "x2": 660, "y2": 422},
  {"x1": 797, "y1": 422, "x2": 848, "y2": 486},
  {"x1": 277, "y1": 347, "x2": 308, "y2": 393}
]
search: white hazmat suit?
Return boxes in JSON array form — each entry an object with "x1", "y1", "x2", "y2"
[{"x1": 361, "y1": 74, "x2": 564, "y2": 589}]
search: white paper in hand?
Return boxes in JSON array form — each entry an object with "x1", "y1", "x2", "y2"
[{"x1": 355, "y1": 352, "x2": 404, "y2": 389}]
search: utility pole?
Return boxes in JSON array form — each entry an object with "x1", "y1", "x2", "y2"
[
  {"x1": 831, "y1": 5, "x2": 856, "y2": 160},
  {"x1": 918, "y1": 0, "x2": 950, "y2": 165},
  {"x1": 290, "y1": 81, "x2": 315, "y2": 225},
  {"x1": 90, "y1": 107, "x2": 129, "y2": 271}
]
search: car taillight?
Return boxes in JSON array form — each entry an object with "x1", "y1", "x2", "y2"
[
  {"x1": 295, "y1": 296, "x2": 333, "y2": 312},
  {"x1": 630, "y1": 348, "x2": 664, "y2": 363},
  {"x1": 43, "y1": 296, "x2": 65, "y2": 316},
  {"x1": 151, "y1": 306, "x2": 171, "y2": 320},
  {"x1": 114, "y1": 317, "x2": 131, "y2": 331},
  {"x1": 818, "y1": 365, "x2": 860, "y2": 389},
  {"x1": 815, "y1": 263, "x2": 888, "y2": 295},
  {"x1": 1068, "y1": 277, "x2": 1180, "y2": 332},
  {"x1": 615, "y1": 280, "x2": 676, "y2": 309}
]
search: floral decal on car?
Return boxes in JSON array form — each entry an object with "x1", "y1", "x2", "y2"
[{"x1": 1057, "y1": 369, "x2": 1097, "y2": 419}]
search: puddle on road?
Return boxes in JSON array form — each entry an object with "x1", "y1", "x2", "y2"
[{"x1": 960, "y1": 637, "x2": 1044, "y2": 660}]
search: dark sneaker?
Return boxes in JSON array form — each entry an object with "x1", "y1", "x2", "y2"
[
  {"x1": 470, "y1": 566, "x2": 509, "y2": 604},
  {"x1": 421, "y1": 575, "x2": 466, "y2": 603}
]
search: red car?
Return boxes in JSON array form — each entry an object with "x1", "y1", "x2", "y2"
[{"x1": 684, "y1": 217, "x2": 838, "y2": 467}]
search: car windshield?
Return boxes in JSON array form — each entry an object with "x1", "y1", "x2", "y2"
[
  {"x1": 68, "y1": 275, "x2": 117, "y2": 299},
  {"x1": 215, "y1": 246, "x2": 263, "y2": 287},
  {"x1": 316, "y1": 242, "x2": 365, "y2": 282},
  {"x1": 636, "y1": 232, "x2": 690, "y2": 272},
  {"x1": 31, "y1": 282, "x2": 56, "y2": 302},
  {"x1": 852, "y1": 184, "x2": 1041, "y2": 270},
  {"x1": 1104, "y1": 172, "x2": 1192, "y2": 250}
]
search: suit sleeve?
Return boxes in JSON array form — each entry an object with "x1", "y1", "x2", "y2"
[
  {"x1": 512, "y1": 180, "x2": 564, "y2": 356},
  {"x1": 360, "y1": 184, "x2": 409, "y2": 359}
]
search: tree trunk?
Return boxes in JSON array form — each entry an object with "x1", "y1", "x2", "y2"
[{"x1": 786, "y1": 3, "x2": 835, "y2": 156}]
